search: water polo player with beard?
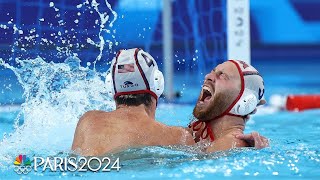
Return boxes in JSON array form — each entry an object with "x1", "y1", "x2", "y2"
[{"x1": 189, "y1": 60, "x2": 268, "y2": 152}]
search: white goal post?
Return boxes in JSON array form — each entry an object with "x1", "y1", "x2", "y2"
[{"x1": 227, "y1": 0, "x2": 251, "y2": 63}]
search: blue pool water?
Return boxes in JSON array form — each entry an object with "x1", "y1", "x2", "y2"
[
  {"x1": 0, "y1": 100, "x2": 320, "y2": 179},
  {"x1": 1, "y1": 1, "x2": 320, "y2": 178},
  {"x1": 0, "y1": 58, "x2": 320, "y2": 179}
]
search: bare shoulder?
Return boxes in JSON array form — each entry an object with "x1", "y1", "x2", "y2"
[
  {"x1": 160, "y1": 123, "x2": 195, "y2": 145},
  {"x1": 77, "y1": 110, "x2": 108, "y2": 126},
  {"x1": 206, "y1": 133, "x2": 249, "y2": 153},
  {"x1": 72, "y1": 110, "x2": 110, "y2": 151},
  {"x1": 73, "y1": 110, "x2": 111, "y2": 137},
  {"x1": 80, "y1": 110, "x2": 107, "y2": 120}
]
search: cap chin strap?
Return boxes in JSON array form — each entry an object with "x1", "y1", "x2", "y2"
[
  {"x1": 189, "y1": 121, "x2": 215, "y2": 142},
  {"x1": 190, "y1": 60, "x2": 247, "y2": 142},
  {"x1": 189, "y1": 113, "x2": 245, "y2": 142}
]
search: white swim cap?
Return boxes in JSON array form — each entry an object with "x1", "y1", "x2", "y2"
[
  {"x1": 188, "y1": 60, "x2": 265, "y2": 142},
  {"x1": 225, "y1": 60, "x2": 265, "y2": 116},
  {"x1": 105, "y1": 48, "x2": 164, "y2": 100}
]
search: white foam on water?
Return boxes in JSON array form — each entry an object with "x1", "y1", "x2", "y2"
[
  {"x1": 0, "y1": 0, "x2": 119, "y2": 169},
  {"x1": 0, "y1": 57, "x2": 115, "y2": 169}
]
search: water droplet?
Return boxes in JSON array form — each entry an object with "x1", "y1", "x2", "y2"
[{"x1": 76, "y1": 4, "x2": 82, "y2": 9}]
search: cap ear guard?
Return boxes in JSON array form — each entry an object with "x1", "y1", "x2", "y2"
[
  {"x1": 105, "y1": 57, "x2": 116, "y2": 97},
  {"x1": 230, "y1": 88, "x2": 258, "y2": 116},
  {"x1": 105, "y1": 72, "x2": 115, "y2": 97},
  {"x1": 152, "y1": 69, "x2": 164, "y2": 98}
]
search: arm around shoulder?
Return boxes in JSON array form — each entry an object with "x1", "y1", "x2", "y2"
[
  {"x1": 206, "y1": 135, "x2": 249, "y2": 153},
  {"x1": 177, "y1": 127, "x2": 196, "y2": 145}
]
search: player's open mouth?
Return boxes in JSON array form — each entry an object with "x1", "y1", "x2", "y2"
[{"x1": 199, "y1": 85, "x2": 213, "y2": 104}]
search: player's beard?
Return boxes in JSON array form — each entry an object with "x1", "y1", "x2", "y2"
[{"x1": 193, "y1": 91, "x2": 235, "y2": 121}]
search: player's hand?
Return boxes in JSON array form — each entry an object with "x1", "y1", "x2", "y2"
[{"x1": 235, "y1": 132, "x2": 269, "y2": 149}]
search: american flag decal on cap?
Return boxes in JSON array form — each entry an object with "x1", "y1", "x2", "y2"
[{"x1": 118, "y1": 63, "x2": 135, "y2": 73}]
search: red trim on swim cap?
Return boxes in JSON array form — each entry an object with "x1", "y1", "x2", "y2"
[
  {"x1": 114, "y1": 90, "x2": 158, "y2": 101},
  {"x1": 134, "y1": 48, "x2": 150, "y2": 90},
  {"x1": 212, "y1": 60, "x2": 245, "y2": 120},
  {"x1": 243, "y1": 71, "x2": 260, "y2": 76}
]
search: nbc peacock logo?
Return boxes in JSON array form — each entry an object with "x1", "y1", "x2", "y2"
[{"x1": 13, "y1": 155, "x2": 32, "y2": 175}]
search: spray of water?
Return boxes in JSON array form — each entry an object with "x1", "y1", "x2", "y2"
[
  {"x1": 0, "y1": 0, "x2": 117, "y2": 169},
  {"x1": 0, "y1": 56, "x2": 115, "y2": 168},
  {"x1": 87, "y1": 0, "x2": 118, "y2": 69}
]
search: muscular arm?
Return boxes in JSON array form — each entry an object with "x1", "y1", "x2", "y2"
[
  {"x1": 235, "y1": 132, "x2": 269, "y2": 149},
  {"x1": 163, "y1": 126, "x2": 196, "y2": 146},
  {"x1": 179, "y1": 128, "x2": 196, "y2": 145}
]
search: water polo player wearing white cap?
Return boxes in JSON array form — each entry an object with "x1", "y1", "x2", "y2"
[
  {"x1": 71, "y1": 48, "x2": 195, "y2": 156},
  {"x1": 189, "y1": 60, "x2": 268, "y2": 152},
  {"x1": 71, "y1": 49, "x2": 268, "y2": 156}
]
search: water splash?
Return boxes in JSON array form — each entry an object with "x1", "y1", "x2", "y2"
[
  {"x1": 0, "y1": 57, "x2": 115, "y2": 169},
  {"x1": 0, "y1": 0, "x2": 118, "y2": 63},
  {"x1": 90, "y1": 0, "x2": 118, "y2": 69},
  {"x1": 0, "y1": 0, "x2": 118, "y2": 169}
]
